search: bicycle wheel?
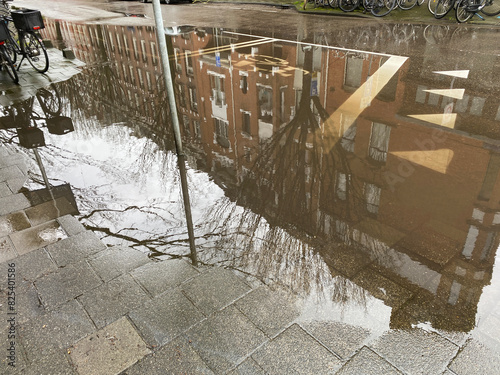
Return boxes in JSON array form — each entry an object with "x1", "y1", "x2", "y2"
[
  {"x1": 482, "y1": 0, "x2": 500, "y2": 15},
  {"x1": 455, "y1": 0, "x2": 474, "y2": 21},
  {"x1": 434, "y1": 0, "x2": 454, "y2": 17},
  {"x1": 0, "y1": 44, "x2": 19, "y2": 84},
  {"x1": 371, "y1": 0, "x2": 397, "y2": 15},
  {"x1": 21, "y1": 31, "x2": 49, "y2": 73},
  {"x1": 339, "y1": 0, "x2": 360, "y2": 11},
  {"x1": 328, "y1": 0, "x2": 339, "y2": 7},
  {"x1": 37, "y1": 85, "x2": 62, "y2": 116},
  {"x1": 399, "y1": 0, "x2": 418, "y2": 9},
  {"x1": 417, "y1": 0, "x2": 426, "y2": 5},
  {"x1": 428, "y1": 0, "x2": 440, "y2": 13}
]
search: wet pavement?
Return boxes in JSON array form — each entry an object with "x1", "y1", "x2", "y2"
[{"x1": 1, "y1": 0, "x2": 500, "y2": 374}]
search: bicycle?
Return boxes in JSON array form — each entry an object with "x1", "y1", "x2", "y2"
[
  {"x1": 338, "y1": 0, "x2": 397, "y2": 16},
  {"x1": 0, "y1": 16, "x2": 17, "y2": 83},
  {"x1": 455, "y1": 0, "x2": 500, "y2": 21},
  {"x1": 1, "y1": 3, "x2": 49, "y2": 73}
]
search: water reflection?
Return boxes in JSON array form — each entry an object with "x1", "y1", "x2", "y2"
[{"x1": 16, "y1": 21, "x2": 500, "y2": 339}]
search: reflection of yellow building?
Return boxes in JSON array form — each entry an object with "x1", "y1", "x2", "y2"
[{"x1": 40, "y1": 22, "x2": 499, "y2": 332}]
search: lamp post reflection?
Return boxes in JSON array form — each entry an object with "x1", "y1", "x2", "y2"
[{"x1": 151, "y1": 0, "x2": 198, "y2": 266}]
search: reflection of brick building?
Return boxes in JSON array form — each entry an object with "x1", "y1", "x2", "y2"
[{"x1": 40, "y1": 22, "x2": 499, "y2": 332}]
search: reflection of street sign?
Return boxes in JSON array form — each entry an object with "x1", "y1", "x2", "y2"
[
  {"x1": 311, "y1": 71, "x2": 318, "y2": 96},
  {"x1": 215, "y1": 52, "x2": 221, "y2": 67},
  {"x1": 443, "y1": 102, "x2": 454, "y2": 126}
]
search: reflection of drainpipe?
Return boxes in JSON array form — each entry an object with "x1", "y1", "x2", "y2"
[{"x1": 151, "y1": 0, "x2": 198, "y2": 267}]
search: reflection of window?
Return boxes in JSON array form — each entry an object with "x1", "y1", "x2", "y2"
[
  {"x1": 258, "y1": 86, "x2": 273, "y2": 122},
  {"x1": 174, "y1": 48, "x2": 182, "y2": 73},
  {"x1": 336, "y1": 172, "x2": 348, "y2": 201},
  {"x1": 280, "y1": 87, "x2": 286, "y2": 123},
  {"x1": 189, "y1": 87, "x2": 198, "y2": 112},
  {"x1": 178, "y1": 84, "x2": 187, "y2": 108},
  {"x1": 133, "y1": 38, "x2": 139, "y2": 60},
  {"x1": 242, "y1": 112, "x2": 251, "y2": 135},
  {"x1": 210, "y1": 75, "x2": 225, "y2": 107},
  {"x1": 470, "y1": 97, "x2": 485, "y2": 116},
  {"x1": 183, "y1": 115, "x2": 190, "y2": 136},
  {"x1": 185, "y1": 50, "x2": 193, "y2": 75},
  {"x1": 214, "y1": 117, "x2": 229, "y2": 148},
  {"x1": 365, "y1": 183, "x2": 381, "y2": 214},
  {"x1": 194, "y1": 120, "x2": 201, "y2": 139},
  {"x1": 146, "y1": 72, "x2": 153, "y2": 91},
  {"x1": 141, "y1": 40, "x2": 147, "y2": 62},
  {"x1": 150, "y1": 42, "x2": 157, "y2": 65},
  {"x1": 240, "y1": 75, "x2": 248, "y2": 94},
  {"x1": 369, "y1": 122, "x2": 391, "y2": 162},
  {"x1": 340, "y1": 115, "x2": 357, "y2": 153},
  {"x1": 345, "y1": 56, "x2": 363, "y2": 89},
  {"x1": 129, "y1": 66, "x2": 136, "y2": 85}
]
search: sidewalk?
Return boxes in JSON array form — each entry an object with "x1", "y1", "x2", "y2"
[{"x1": 1, "y1": 137, "x2": 500, "y2": 374}]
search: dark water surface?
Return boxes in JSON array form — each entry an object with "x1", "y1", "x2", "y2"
[{"x1": 2, "y1": 20, "x2": 500, "y2": 352}]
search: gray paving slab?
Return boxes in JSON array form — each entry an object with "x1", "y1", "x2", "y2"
[
  {"x1": 35, "y1": 260, "x2": 102, "y2": 308},
  {"x1": 6, "y1": 177, "x2": 28, "y2": 193},
  {"x1": 18, "y1": 299, "x2": 95, "y2": 363},
  {"x1": 449, "y1": 338, "x2": 500, "y2": 375},
  {"x1": 252, "y1": 324, "x2": 342, "y2": 375},
  {"x1": 15, "y1": 247, "x2": 58, "y2": 282},
  {"x1": 2, "y1": 280, "x2": 45, "y2": 325},
  {"x1": 70, "y1": 316, "x2": 150, "y2": 375},
  {"x1": 0, "y1": 165, "x2": 25, "y2": 183},
  {"x1": 9, "y1": 220, "x2": 67, "y2": 256},
  {"x1": 234, "y1": 285, "x2": 300, "y2": 337},
  {"x1": 24, "y1": 196, "x2": 79, "y2": 226},
  {"x1": 352, "y1": 267, "x2": 414, "y2": 310},
  {"x1": 46, "y1": 230, "x2": 107, "y2": 267},
  {"x1": 0, "y1": 182, "x2": 11, "y2": 198},
  {"x1": 78, "y1": 273, "x2": 151, "y2": 329},
  {"x1": 0, "y1": 211, "x2": 31, "y2": 237},
  {"x1": 0, "y1": 193, "x2": 30, "y2": 216},
  {"x1": 89, "y1": 246, "x2": 149, "y2": 282},
  {"x1": 323, "y1": 243, "x2": 373, "y2": 277},
  {"x1": 0, "y1": 236, "x2": 18, "y2": 263},
  {"x1": 369, "y1": 329, "x2": 459, "y2": 375},
  {"x1": 0, "y1": 153, "x2": 27, "y2": 169},
  {"x1": 185, "y1": 305, "x2": 268, "y2": 374},
  {"x1": 22, "y1": 348, "x2": 77, "y2": 375},
  {"x1": 57, "y1": 214, "x2": 86, "y2": 236},
  {"x1": 130, "y1": 258, "x2": 200, "y2": 297},
  {"x1": 122, "y1": 336, "x2": 214, "y2": 375},
  {"x1": 227, "y1": 357, "x2": 265, "y2": 375},
  {"x1": 181, "y1": 267, "x2": 251, "y2": 316},
  {"x1": 336, "y1": 346, "x2": 403, "y2": 375},
  {"x1": 0, "y1": 323, "x2": 29, "y2": 374},
  {"x1": 300, "y1": 321, "x2": 371, "y2": 359},
  {"x1": 128, "y1": 288, "x2": 204, "y2": 348}
]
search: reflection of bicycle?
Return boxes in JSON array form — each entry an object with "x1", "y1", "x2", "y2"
[
  {"x1": 1, "y1": 84, "x2": 70, "y2": 148},
  {"x1": 1, "y1": 3, "x2": 49, "y2": 73},
  {"x1": 0, "y1": 16, "x2": 17, "y2": 83}
]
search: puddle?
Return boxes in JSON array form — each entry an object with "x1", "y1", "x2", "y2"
[{"x1": 2, "y1": 21, "x2": 500, "y2": 346}]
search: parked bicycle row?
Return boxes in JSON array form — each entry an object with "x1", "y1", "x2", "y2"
[
  {"x1": 0, "y1": 1, "x2": 49, "y2": 84},
  {"x1": 306, "y1": 0, "x2": 500, "y2": 21}
]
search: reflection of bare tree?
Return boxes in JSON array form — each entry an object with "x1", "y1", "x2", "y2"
[{"x1": 203, "y1": 45, "x2": 370, "y2": 306}]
